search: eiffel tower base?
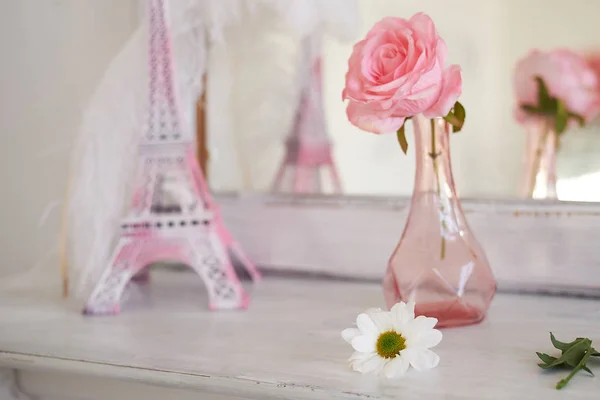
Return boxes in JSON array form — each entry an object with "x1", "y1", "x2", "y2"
[{"x1": 83, "y1": 225, "x2": 252, "y2": 315}]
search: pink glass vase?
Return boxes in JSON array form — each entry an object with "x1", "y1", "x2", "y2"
[
  {"x1": 520, "y1": 119, "x2": 558, "y2": 199},
  {"x1": 383, "y1": 115, "x2": 496, "y2": 328}
]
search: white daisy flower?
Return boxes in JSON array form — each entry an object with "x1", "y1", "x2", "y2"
[{"x1": 341, "y1": 302, "x2": 442, "y2": 379}]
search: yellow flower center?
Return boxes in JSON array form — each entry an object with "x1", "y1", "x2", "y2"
[{"x1": 376, "y1": 331, "x2": 406, "y2": 359}]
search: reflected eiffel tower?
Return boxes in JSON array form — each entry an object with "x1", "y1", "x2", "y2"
[{"x1": 272, "y1": 35, "x2": 342, "y2": 194}]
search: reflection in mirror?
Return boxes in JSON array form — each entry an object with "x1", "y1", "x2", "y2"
[{"x1": 204, "y1": 0, "x2": 600, "y2": 202}]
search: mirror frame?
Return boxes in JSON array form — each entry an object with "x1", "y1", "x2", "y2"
[{"x1": 217, "y1": 193, "x2": 600, "y2": 296}]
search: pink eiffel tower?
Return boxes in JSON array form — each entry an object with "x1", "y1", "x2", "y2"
[
  {"x1": 83, "y1": 0, "x2": 260, "y2": 315},
  {"x1": 271, "y1": 35, "x2": 342, "y2": 194}
]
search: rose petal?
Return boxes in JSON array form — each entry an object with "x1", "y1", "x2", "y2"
[
  {"x1": 423, "y1": 64, "x2": 462, "y2": 118},
  {"x1": 409, "y1": 13, "x2": 437, "y2": 43},
  {"x1": 346, "y1": 100, "x2": 405, "y2": 134}
]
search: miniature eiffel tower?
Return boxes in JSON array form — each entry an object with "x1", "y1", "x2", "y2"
[
  {"x1": 83, "y1": 0, "x2": 260, "y2": 315},
  {"x1": 271, "y1": 35, "x2": 342, "y2": 194}
]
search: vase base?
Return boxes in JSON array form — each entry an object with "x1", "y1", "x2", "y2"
[{"x1": 415, "y1": 299, "x2": 485, "y2": 328}]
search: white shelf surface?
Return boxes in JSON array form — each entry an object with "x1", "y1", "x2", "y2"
[{"x1": 1, "y1": 270, "x2": 600, "y2": 399}]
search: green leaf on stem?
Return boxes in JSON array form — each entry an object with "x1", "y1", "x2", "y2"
[
  {"x1": 560, "y1": 339, "x2": 591, "y2": 367},
  {"x1": 452, "y1": 101, "x2": 466, "y2": 133},
  {"x1": 521, "y1": 104, "x2": 543, "y2": 114},
  {"x1": 554, "y1": 101, "x2": 569, "y2": 134},
  {"x1": 396, "y1": 123, "x2": 408, "y2": 154},
  {"x1": 537, "y1": 333, "x2": 597, "y2": 390},
  {"x1": 568, "y1": 112, "x2": 586, "y2": 128},
  {"x1": 520, "y1": 77, "x2": 588, "y2": 133},
  {"x1": 550, "y1": 333, "x2": 582, "y2": 352},
  {"x1": 537, "y1": 352, "x2": 561, "y2": 369},
  {"x1": 556, "y1": 341, "x2": 593, "y2": 390},
  {"x1": 443, "y1": 101, "x2": 466, "y2": 133},
  {"x1": 535, "y1": 76, "x2": 552, "y2": 110}
]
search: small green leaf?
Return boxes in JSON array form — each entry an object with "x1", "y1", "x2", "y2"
[
  {"x1": 521, "y1": 104, "x2": 543, "y2": 114},
  {"x1": 550, "y1": 333, "x2": 580, "y2": 352},
  {"x1": 582, "y1": 365, "x2": 594, "y2": 376},
  {"x1": 545, "y1": 98, "x2": 559, "y2": 114},
  {"x1": 541, "y1": 355, "x2": 567, "y2": 369},
  {"x1": 443, "y1": 111, "x2": 458, "y2": 128},
  {"x1": 535, "y1": 76, "x2": 552, "y2": 109},
  {"x1": 568, "y1": 112, "x2": 586, "y2": 128},
  {"x1": 560, "y1": 339, "x2": 590, "y2": 366},
  {"x1": 443, "y1": 102, "x2": 466, "y2": 133},
  {"x1": 537, "y1": 352, "x2": 561, "y2": 368},
  {"x1": 554, "y1": 101, "x2": 569, "y2": 134},
  {"x1": 590, "y1": 347, "x2": 600, "y2": 357},
  {"x1": 396, "y1": 124, "x2": 408, "y2": 155},
  {"x1": 538, "y1": 334, "x2": 598, "y2": 390},
  {"x1": 452, "y1": 101, "x2": 466, "y2": 133}
]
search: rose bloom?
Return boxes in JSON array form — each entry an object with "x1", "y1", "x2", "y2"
[
  {"x1": 514, "y1": 49, "x2": 600, "y2": 124},
  {"x1": 342, "y1": 13, "x2": 462, "y2": 134},
  {"x1": 585, "y1": 52, "x2": 600, "y2": 85}
]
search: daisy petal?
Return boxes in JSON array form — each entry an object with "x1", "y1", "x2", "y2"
[
  {"x1": 383, "y1": 356, "x2": 410, "y2": 379},
  {"x1": 390, "y1": 301, "x2": 415, "y2": 327},
  {"x1": 370, "y1": 311, "x2": 394, "y2": 332},
  {"x1": 342, "y1": 328, "x2": 361, "y2": 344},
  {"x1": 411, "y1": 329, "x2": 443, "y2": 349},
  {"x1": 351, "y1": 335, "x2": 377, "y2": 353},
  {"x1": 350, "y1": 352, "x2": 375, "y2": 372},
  {"x1": 410, "y1": 315, "x2": 438, "y2": 331},
  {"x1": 402, "y1": 348, "x2": 440, "y2": 371},
  {"x1": 356, "y1": 313, "x2": 378, "y2": 335},
  {"x1": 348, "y1": 351, "x2": 366, "y2": 362},
  {"x1": 360, "y1": 354, "x2": 386, "y2": 374}
]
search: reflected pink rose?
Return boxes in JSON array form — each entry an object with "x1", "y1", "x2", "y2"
[
  {"x1": 514, "y1": 49, "x2": 600, "y2": 124},
  {"x1": 585, "y1": 52, "x2": 600, "y2": 88},
  {"x1": 342, "y1": 13, "x2": 462, "y2": 134}
]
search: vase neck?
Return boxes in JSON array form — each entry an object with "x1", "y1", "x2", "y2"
[
  {"x1": 411, "y1": 114, "x2": 457, "y2": 197},
  {"x1": 521, "y1": 118, "x2": 558, "y2": 199}
]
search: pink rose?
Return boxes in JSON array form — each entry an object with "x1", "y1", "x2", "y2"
[
  {"x1": 514, "y1": 49, "x2": 600, "y2": 124},
  {"x1": 585, "y1": 52, "x2": 600, "y2": 89},
  {"x1": 342, "y1": 13, "x2": 462, "y2": 134}
]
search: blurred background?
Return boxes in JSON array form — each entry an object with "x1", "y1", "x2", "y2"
[
  {"x1": 2, "y1": 0, "x2": 600, "y2": 279},
  {"x1": 211, "y1": 0, "x2": 600, "y2": 200}
]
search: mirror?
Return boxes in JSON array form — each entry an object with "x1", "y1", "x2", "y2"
[{"x1": 205, "y1": 0, "x2": 600, "y2": 202}]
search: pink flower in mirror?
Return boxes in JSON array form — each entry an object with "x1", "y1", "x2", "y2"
[
  {"x1": 342, "y1": 13, "x2": 462, "y2": 134},
  {"x1": 514, "y1": 49, "x2": 600, "y2": 128},
  {"x1": 585, "y1": 51, "x2": 600, "y2": 91}
]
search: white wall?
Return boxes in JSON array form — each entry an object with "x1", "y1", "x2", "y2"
[{"x1": 0, "y1": 0, "x2": 138, "y2": 277}]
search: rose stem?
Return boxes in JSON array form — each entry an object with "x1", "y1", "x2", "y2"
[
  {"x1": 528, "y1": 120, "x2": 551, "y2": 198},
  {"x1": 556, "y1": 342, "x2": 592, "y2": 389},
  {"x1": 430, "y1": 119, "x2": 446, "y2": 260}
]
